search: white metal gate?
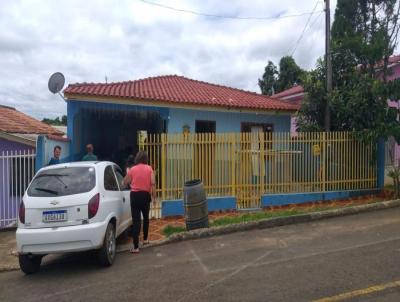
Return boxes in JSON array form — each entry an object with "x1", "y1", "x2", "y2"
[{"x1": 1, "y1": 150, "x2": 36, "y2": 228}]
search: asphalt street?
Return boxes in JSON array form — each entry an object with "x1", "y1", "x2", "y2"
[{"x1": 1, "y1": 207, "x2": 400, "y2": 302}]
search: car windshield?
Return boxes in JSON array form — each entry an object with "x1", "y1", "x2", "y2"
[{"x1": 27, "y1": 166, "x2": 96, "y2": 197}]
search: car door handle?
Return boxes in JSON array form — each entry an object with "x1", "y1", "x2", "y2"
[{"x1": 123, "y1": 197, "x2": 126, "y2": 203}]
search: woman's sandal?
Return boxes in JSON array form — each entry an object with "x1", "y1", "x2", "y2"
[{"x1": 143, "y1": 240, "x2": 150, "y2": 246}]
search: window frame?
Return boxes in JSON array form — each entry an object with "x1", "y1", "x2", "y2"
[
  {"x1": 195, "y1": 120, "x2": 216, "y2": 133},
  {"x1": 113, "y1": 166, "x2": 129, "y2": 191}
]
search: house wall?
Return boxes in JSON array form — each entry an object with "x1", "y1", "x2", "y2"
[
  {"x1": 35, "y1": 135, "x2": 70, "y2": 171},
  {"x1": 385, "y1": 63, "x2": 400, "y2": 81},
  {"x1": 168, "y1": 108, "x2": 291, "y2": 133},
  {"x1": 0, "y1": 138, "x2": 34, "y2": 153}
]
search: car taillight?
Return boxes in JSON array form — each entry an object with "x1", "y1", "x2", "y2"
[
  {"x1": 88, "y1": 193, "x2": 100, "y2": 219},
  {"x1": 19, "y1": 201, "x2": 25, "y2": 224}
]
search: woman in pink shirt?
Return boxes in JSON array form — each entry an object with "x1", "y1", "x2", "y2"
[{"x1": 124, "y1": 151, "x2": 156, "y2": 253}]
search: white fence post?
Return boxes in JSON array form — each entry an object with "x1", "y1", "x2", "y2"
[{"x1": 0, "y1": 150, "x2": 36, "y2": 229}]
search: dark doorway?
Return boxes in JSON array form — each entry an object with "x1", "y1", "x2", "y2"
[
  {"x1": 194, "y1": 120, "x2": 216, "y2": 187},
  {"x1": 80, "y1": 108, "x2": 164, "y2": 169}
]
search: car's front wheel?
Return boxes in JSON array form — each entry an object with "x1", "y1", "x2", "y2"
[
  {"x1": 98, "y1": 222, "x2": 116, "y2": 266},
  {"x1": 19, "y1": 254, "x2": 42, "y2": 274}
]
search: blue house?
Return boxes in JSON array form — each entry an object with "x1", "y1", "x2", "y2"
[
  {"x1": 34, "y1": 76, "x2": 382, "y2": 217},
  {"x1": 63, "y1": 75, "x2": 299, "y2": 168}
]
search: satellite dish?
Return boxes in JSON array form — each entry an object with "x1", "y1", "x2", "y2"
[{"x1": 48, "y1": 72, "x2": 65, "y2": 94}]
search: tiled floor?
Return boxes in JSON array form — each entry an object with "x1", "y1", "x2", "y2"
[{"x1": 117, "y1": 192, "x2": 393, "y2": 246}]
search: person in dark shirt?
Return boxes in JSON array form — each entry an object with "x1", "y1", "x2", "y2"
[
  {"x1": 48, "y1": 145, "x2": 61, "y2": 165},
  {"x1": 82, "y1": 144, "x2": 98, "y2": 161}
]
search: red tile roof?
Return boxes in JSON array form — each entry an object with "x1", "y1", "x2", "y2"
[
  {"x1": 0, "y1": 105, "x2": 63, "y2": 135},
  {"x1": 64, "y1": 75, "x2": 300, "y2": 112},
  {"x1": 272, "y1": 85, "x2": 304, "y2": 99}
]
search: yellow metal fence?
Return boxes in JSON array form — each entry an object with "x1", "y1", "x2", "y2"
[{"x1": 140, "y1": 132, "x2": 377, "y2": 209}]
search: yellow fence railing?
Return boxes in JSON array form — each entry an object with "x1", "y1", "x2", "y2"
[{"x1": 139, "y1": 132, "x2": 377, "y2": 209}]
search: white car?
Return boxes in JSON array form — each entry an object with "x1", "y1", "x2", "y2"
[{"x1": 16, "y1": 161, "x2": 132, "y2": 274}]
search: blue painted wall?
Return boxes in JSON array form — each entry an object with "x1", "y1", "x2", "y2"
[
  {"x1": 162, "y1": 196, "x2": 237, "y2": 217},
  {"x1": 36, "y1": 135, "x2": 70, "y2": 171},
  {"x1": 168, "y1": 108, "x2": 291, "y2": 133},
  {"x1": 261, "y1": 189, "x2": 380, "y2": 207}
]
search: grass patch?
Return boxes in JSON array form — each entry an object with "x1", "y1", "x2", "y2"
[
  {"x1": 162, "y1": 225, "x2": 186, "y2": 237},
  {"x1": 384, "y1": 184, "x2": 394, "y2": 190},
  {"x1": 210, "y1": 209, "x2": 305, "y2": 227},
  {"x1": 162, "y1": 199, "x2": 384, "y2": 235}
]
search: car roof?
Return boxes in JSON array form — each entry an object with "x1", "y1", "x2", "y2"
[{"x1": 39, "y1": 161, "x2": 118, "y2": 172}]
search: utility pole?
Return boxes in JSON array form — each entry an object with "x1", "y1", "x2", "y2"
[{"x1": 325, "y1": 0, "x2": 332, "y2": 132}]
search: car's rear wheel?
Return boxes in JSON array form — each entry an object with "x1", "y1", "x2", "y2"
[
  {"x1": 19, "y1": 254, "x2": 42, "y2": 274},
  {"x1": 98, "y1": 222, "x2": 116, "y2": 266}
]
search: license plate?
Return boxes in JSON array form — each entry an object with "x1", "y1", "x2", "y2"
[{"x1": 42, "y1": 210, "x2": 67, "y2": 223}]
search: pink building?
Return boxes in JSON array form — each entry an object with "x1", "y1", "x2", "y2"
[
  {"x1": 385, "y1": 56, "x2": 400, "y2": 167},
  {"x1": 272, "y1": 84, "x2": 304, "y2": 135}
]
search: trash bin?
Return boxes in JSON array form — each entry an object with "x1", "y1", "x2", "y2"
[{"x1": 183, "y1": 179, "x2": 208, "y2": 231}]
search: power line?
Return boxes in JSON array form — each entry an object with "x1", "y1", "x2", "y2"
[
  {"x1": 289, "y1": 1, "x2": 321, "y2": 55},
  {"x1": 138, "y1": 0, "x2": 324, "y2": 21},
  {"x1": 289, "y1": 9, "x2": 324, "y2": 55}
]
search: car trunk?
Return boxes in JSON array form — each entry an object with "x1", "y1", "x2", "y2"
[
  {"x1": 23, "y1": 192, "x2": 95, "y2": 228},
  {"x1": 23, "y1": 165, "x2": 97, "y2": 229}
]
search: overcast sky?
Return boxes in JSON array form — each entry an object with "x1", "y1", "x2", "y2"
[{"x1": 0, "y1": 0, "x2": 336, "y2": 119}]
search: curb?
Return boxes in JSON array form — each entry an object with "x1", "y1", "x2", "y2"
[
  {"x1": 0, "y1": 265, "x2": 19, "y2": 273},
  {"x1": 118, "y1": 199, "x2": 400, "y2": 252}
]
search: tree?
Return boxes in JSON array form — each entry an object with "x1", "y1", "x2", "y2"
[
  {"x1": 296, "y1": 59, "x2": 326, "y2": 131},
  {"x1": 42, "y1": 115, "x2": 67, "y2": 126},
  {"x1": 258, "y1": 61, "x2": 278, "y2": 96},
  {"x1": 297, "y1": 0, "x2": 400, "y2": 142},
  {"x1": 277, "y1": 56, "x2": 305, "y2": 92},
  {"x1": 259, "y1": 56, "x2": 305, "y2": 95}
]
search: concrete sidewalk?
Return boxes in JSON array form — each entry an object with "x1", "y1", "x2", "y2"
[
  {"x1": 0, "y1": 192, "x2": 392, "y2": 273},
  {"x1": 0, "y1": 231, "x2": 18, "y2": 272}
]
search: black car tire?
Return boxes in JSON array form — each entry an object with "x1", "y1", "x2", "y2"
[
  {"x1": 98, "y1": 222, "x2": 116, "y2": 266},
  {"x1": 19, "y1": 254, "x2": 42, "y2": 275}
]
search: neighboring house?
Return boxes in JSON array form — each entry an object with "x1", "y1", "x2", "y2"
[
  {"x1": 379, "y1": 56, "x2": 400, "y2": 169},
  {"x1": 273, "y1": 55, "x2": 400, "y2": 136},
  {"x1": 0, "y1": 105, "x2": 63, "y2": 228},
  {"x1": 0, "y1": 105, "x2": 63, "y2": 153},
  {"x1": 53, "y1": 126, "x2": 67, "y2": 137},
  {"x1": 61, "y1": 75, "x2": 299, "y2": 169},
  {"x1": 272, "y1": 84, "x2": 304, "y2": 135}
]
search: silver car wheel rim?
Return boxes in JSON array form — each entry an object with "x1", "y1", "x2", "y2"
[{"x1": 107, "y1": 229, "x2": 115, "y2": 260}]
